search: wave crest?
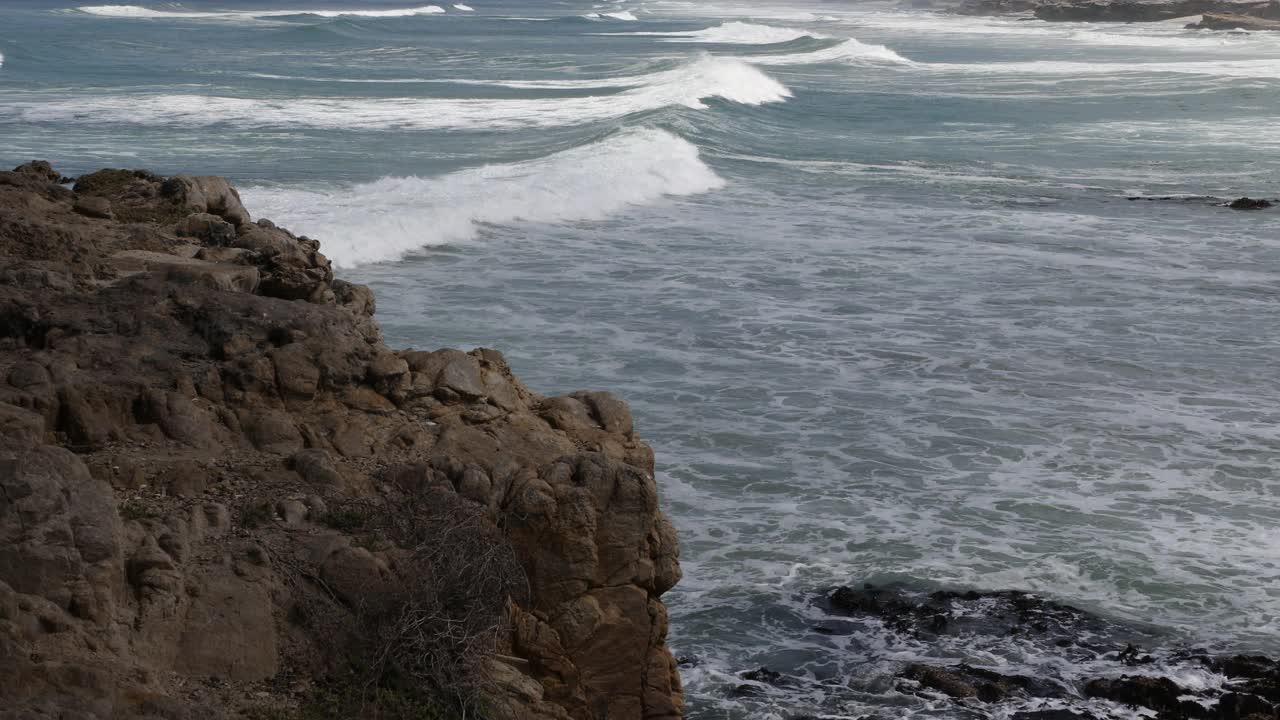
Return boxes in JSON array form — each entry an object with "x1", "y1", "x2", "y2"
[
  {"x1": 74, "y1": 4, "x2": 448, "y2": 19},
  {"x1": 751, "y1": 38, "x2": 912, "y2": 65},
  {"x1": 10, "y1": 56, "x2": 789, "y2": 129},
  {"x1": 240, "y1": 128, "x2": 724, "y2": 266},
  {"x1": 603, "y1": 21, "x2": 824, "y2": 45}
]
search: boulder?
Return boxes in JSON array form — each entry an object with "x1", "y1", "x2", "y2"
[
  {"x1": 0, "y1": 404, "x2": 45, "y2": 449},
  {"x1": 240, "y1": 410, "x2": 303, "y2": 454},
  {"x1": 175, "y1": 213, "x2": 237, "y2": 245},
  {"x1": 72, "y1": 196, "x2": 113, "y2": 220},
  {"x1": 162, "y1": 176, "x2": 250, "y2": 226},
  {"x1": 13, "y1": 161, "x2": 61, "y2": 183},
  {"x1": 1227, "y1": 196, "x2": 1276, "y2": 209}
]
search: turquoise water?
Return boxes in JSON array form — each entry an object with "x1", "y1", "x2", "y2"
[{"x1": 3, "y1": 1, "x2": 1280, "y2": 716}]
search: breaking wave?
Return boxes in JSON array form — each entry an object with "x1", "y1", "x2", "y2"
[
  {"x1": 74, "y1": 4, "x2": 448, "y2": 19},
  {"x1": 600, "y1": 21, "x2": 824, "y2": 44},
  {"x1": 8, "y1": 55, "x2": 789, "y2": 130},
  {"x1": 750, "y1": 37, "x2": 913, "y2": 65},
  {"x1": 585, "y1": 9, "x2": 638, "y2": 21},
  {"x1": 240, "y1": 128, "x2": 725, "y2": 266}
]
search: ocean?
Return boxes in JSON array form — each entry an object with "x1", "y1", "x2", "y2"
[{"x1": 2, "y1": 0, "x2": 1279, "y2": 716}]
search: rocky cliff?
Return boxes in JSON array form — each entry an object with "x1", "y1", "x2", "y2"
[{"x1": 0, "y1": 161, "x2": 683, "y2": 720}]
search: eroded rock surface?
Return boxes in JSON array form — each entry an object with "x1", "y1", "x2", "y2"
[{"x1": 0, "y1": 160, "x2": 683, "y2": 719}]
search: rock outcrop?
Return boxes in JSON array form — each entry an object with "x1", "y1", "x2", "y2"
[
  {"x1": 1187, "y1": 10, "x2": 1280, "y2": 27},
  {"x1": 954, "y1": 0, "x2": 1280, "y2": 21},
  {"x1": 0, "y1": 161, "x2": 683, "y2": 719}
]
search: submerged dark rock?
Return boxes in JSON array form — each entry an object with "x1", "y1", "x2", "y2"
[
  {"x1": 809, "y1": 583, "x2": 1280, "y2": 720},
  {"x1": 1228, "y1": 197, "x2": 1275, "y2": 210},
  {"x1": 900, "y1": 663, "x2": 1058, "y2": 702},
  {"x1": 1123, "y1": 194, "x2": 1277, "y2": 210},
  {"x1": 824, "y1": 583, "x2": 1110, "y2": 642}
]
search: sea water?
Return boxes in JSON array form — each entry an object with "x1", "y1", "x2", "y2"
[{"x1": 3, "y1": 0, "x2": 1280, "y2": 716}]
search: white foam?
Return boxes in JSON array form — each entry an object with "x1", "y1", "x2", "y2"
[
  {"x1": 751, "y1": 38, "x2": 912, "y2": 65},
  {"x1": 933, "y1": 57, "x2": 1280, "y2": 78},
  {"x1": 295, "y1": 6, "x2": 445, "y2": 17},
  {"x1": 240, "y1": 128, "x2": 725, "y2": 266},
  {"x1": 74, "y1": 4, "x2": 447, "y2": 19},
  {"x1": 75, "y1": 5, "x2": 229, "y2": 18},
  {"x1": 245, "y1": 71, "x2": 650, "y2": 89},
  {"x1": 452, "y1": 3, "x2": 474, "y2": 10},
  {"x1": 0, "y1": 51, "x2": 5, "y2": 69},
  {"x1": 602, "y1": 21, "x2": 823, "y2": 44},
  {"x1": 601, "y1": 10, "x2": 638, "y2": 20},
  {"x1": 11, "y1": 55, "x2": 790, "y2": 130}
]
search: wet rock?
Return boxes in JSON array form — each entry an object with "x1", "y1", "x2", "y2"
[
  {"x1": 825, "y1": 583, "x2": 1107, "y2": 642},
  {"x1": 1228, "y1": 197, "x2": 1275, "y2": 210},
  {"x1": 1083, "y1": 675, "x2": 1198, "y2": 715},
  {"x1": 1008, "y1": 707, "x2": 1100, "y2": 712}
]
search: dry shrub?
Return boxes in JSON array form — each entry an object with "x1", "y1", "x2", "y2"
[{"x1": 289, "y1": 483, "x2": 528, "y2": 719}]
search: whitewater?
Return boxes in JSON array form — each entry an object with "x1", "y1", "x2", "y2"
[{"x1": 3, "y1": 0, "x2": 1280, "y2": 717}]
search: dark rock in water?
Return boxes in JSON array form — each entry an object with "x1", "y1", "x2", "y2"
[
  {"x1": 741, "y1": 667, "x2": 785, "y2": 684},
  {"x1": 676, "y1": 654, "x2": 701, "y2": 668},
  {"x1": 955, "y1": 0, "x2": 1280, "y2": 21},
  {"x1": 1083, "y1": 675, "x2": 1193, "y2": 714},
  {"x1": 1117, "y1": 643, "x2": 1155, "y2": 666},
  {"x1": 900, "y1": 663, "x2": 1066, "y2": 703},
  {"x1": 1126, "y1": 194, "x2": 1221, "y2": 204},
  {"x1": 1217, "y1": 691, "x2": 1279, "y2": 717},
  {"x1": 1124, "y1": 195, "x2": 1276, "y2": 210},
  {"x1": 814, "y1": 583, "x2": 1280, "y2": 720},
  {"x1": 824, "y1": 583, "x2": 1108, "y2": 642},
  {"x1": 731, "y1": 666, "x2": 800, "y2": 698},
  {"x1": 1228, "y1": 197, "x2": 1274, "y2": 210},
  {"x1": 1210, "y1": 655, "x2": 1280, "y2": 704},
  {"x1": 1188, "y1": 10, "x2": 1280, "y2": 28},
  {"x1": 1011, "y1": 711, "x2": 1102, "y2": 720}
]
